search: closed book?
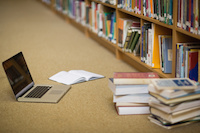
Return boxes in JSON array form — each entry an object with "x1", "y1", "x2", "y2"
[
  {"x1": 116, "y1": 102, "x2": 150, "y2": 115},
  {"x1": 148, "y1": 83, "x2": 200, "y2": 99},
  {"x1": 130, "y1": 30, "x2": 140, "y2": 52},
  {"x1": 162, "y1": 36, "x2": 172, "y2": 73},
  {"x1": 113, "y1": 72, "x2": 159, "y2": 84},
  {"x1": 149, "y1": 92, "x2": 200, "y2": 105},
  {"x1": 113, "y1": 93, "x2": 150, "y2": 103},
  {"x1": 150, "y1": 106, "x2": 200, "y2": 124},
  {"x1": 199, "y1": 50, "x2": 200, "y2": 82},
  {"x1": 189, "y1": 51, "x2": 199, "y2": 81},
  {"x1": 108, "y1": 78, "x2": 148, "y2": 95},
  {"x1": 151, "y1": 24, "x2": 171, "y2": 68},
  {"x1": 151, "y1": 78, "x2": 197, "y2": 91},
  {"x1": 149, "y1": 96, "x2": 200, "y2": 114},
  {"x1": 148, "y1": 115, "x2": 200, "y2": 129}
]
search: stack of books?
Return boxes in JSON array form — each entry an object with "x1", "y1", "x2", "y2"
[
  {"x1": 148, "y1": 78, "x2": 200, "y2": 129},
  {"x1": 108, "y1": 72, "x2": 159, "y2": 115}
]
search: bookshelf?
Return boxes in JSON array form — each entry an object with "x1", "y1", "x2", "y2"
[{"x1": 39, "y1": 0, "x2": 200, "y2": 79}]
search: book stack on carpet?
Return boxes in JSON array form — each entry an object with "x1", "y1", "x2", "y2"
[
  {"x1": 108, "y1": 72, "x2": 159, "y2": 115},
  {"x1": 148, "y1": 78, "x2": 200, "y2": 129}
]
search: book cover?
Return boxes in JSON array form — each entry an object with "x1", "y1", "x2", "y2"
[
  {"x1": 148, "y1": 83, "x2": 200, "y2": 99},
  {"x1": 189, "y1": 51, "x2": 198, "y2": 81},
  {"x1": 118, "y1": 18, "x2": 124, "y2": 47},
  {"x1": 113, "y1": 72, "x2": 159, "y2": 84},
  {"x1": 199, "y1": 50, "x2": 200, "y2": 82},
  {"x1": 130, "y1": 31, "x2": 140, "y2": 52},
  {"x1": 162, "y1": 36, "x2": 172, "y2": 73},
  {"x1": 123, "y1": 28, "x2": 132, "y2": 51},
  {"x1": 151, "y1": 78, "x2": 197, "y2": 91}
]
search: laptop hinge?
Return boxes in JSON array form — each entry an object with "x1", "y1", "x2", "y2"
[{"x1": 16, "y1": 82, "x2": 34, "y2": 99}]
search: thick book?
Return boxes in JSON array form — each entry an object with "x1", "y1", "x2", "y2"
[
  {"x1": 148, "y1": 83, "x2": 200, "y2": 99},
  {"x1": 113, "y1": 93, "x2": 150, "y2": 103},
  {"x1": 148, "y1": 115, "x2": 200, "y2": 129},
  {"x1": 150, "y1": 106, "x2": 200, "y2": 124},
  {"x1": 113, "y1": 72, "x2": 159, "y2": 84},
  {"x1": 149, "y1": 92, "x2": 200, "y2": 105},
  {"x1": 151, "y1": 78, "x2": 197, "y2": 91},
  {"x1": 162, "y1": 36, "x2": 172, "y2": 73},
  {"x1": 116, "y1": 102, "x2": 150, "y2": 115},
  {"x1": 49, "y1": 70, "x2": 104, "y2": 85},
  {"x1": 189, "y1": 51, "x2": 199, "y2": 81},
  {"x1": 108, "y1": 78, "x2": 148, "y2": 95},
  {"x1": 149, "y1": 96, "x2": 200, "y2": 114}
]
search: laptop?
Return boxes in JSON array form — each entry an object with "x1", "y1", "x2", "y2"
[{"x1": 2, "y1": 52, "x2": 71, "y2": 103}]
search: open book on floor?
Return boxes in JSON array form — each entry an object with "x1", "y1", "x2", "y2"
[{"x1": 49, "y1": 70, "x2": 104, "y2": 85}]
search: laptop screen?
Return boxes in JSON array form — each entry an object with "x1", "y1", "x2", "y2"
[{"x1": 2, "y1": 52, "x2": 33, "y2": 96}]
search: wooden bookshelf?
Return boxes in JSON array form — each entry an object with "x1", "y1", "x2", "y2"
[{"x1": 39, "y1": 0, "x2": 200, "y2": 78}]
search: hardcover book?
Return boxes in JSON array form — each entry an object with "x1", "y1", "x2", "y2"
[
  {"x1": 116, "y1": 102, "x2": 150, "y2": 115},
  {"x1": 151, "y1": 78, "x2": 197, "y2": 91},
  {"x1": 150, "y1": 106, "x2": 200, "y2": 124},
  {"x1": 113, "y1": 72, "x2": 159, "y2": 84},
  {"x1": 108, "y1": 78, "x2": 149, "y2": 95}
]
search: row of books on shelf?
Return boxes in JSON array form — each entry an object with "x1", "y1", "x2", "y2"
[
  {"x1": 88, "y1": 2, "x2": 117, "y2": 43},
  {"x1": 143, "y1": 0, "x2": 173, "y2": 25},
  {"x1": 177, "y1": 0, "x2": 200, "y2": 35},
  {"x1": 176, "y1": 43, "x2": 200, "y2": 82},
  {"x1": 120, "y1": 18, "x2": 200, "y2": 80},
  {"x1": 117, "y1": 0, "x2": 141, "y2": 15},
  {"x1": 118, "y1": 18, "x2": 141, "y2": 55},
  {"x1": 53, "y1": 0, "x2": 117, "y2": 44},
  {"x1": 108, "y1": 72, "x2": 200, "y2": 129},
  {"x1": 119, "y1": 18, "x2": 173, "y2": 73}
]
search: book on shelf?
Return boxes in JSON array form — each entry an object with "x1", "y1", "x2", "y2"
[
  {"x1": 199, "y1": 50, "x2": 200, "y2": 82},
  {"x1": 158, "y1": 35, "x2": 172, "y2": 73},
  {"x1": 49, "y1": 70, "x2": 104, "y2": 85},
  {"x1": 148, "y1": 115, "x2": 200, "y2": 129},
  {"x1": 175, "y1": 43, "x2": 200, "y2": 78},
  {"x1": 148, "y1": 83, "x2": 200, "y2": 99},
  {"x1": 133, "y1": 38, "x2": 141, "y2": 56},
  {"x1": 189, "y1": 50, "x2": 199, "y2": 82},
  {"x1": 149, "y1": 96, "x2": 200, "y2": 114},
  {"x1": 113, "y1": 93, "x2": 150, "y2": 103},
  {"x1": 150, "y1": 106, "x2": 200, "y2": 124},
  {"x1": 116, "y1": 102, "x2": 150, "y2": 115},
  {"x1": 108, "y1": 78, "x2": 149, "y2": 95},
  {"x1": 141, "y1": 22, "x2": 152, "y2": 63},
  {"x1": 118, "y1": 18, "x2": 134, "y2": 48},
  {"x1": 151, "y1": 24, "x2": 171, "y2": 68},
  {"x1": 113, "y1": 72, "x2": 160, "y2": 84}
]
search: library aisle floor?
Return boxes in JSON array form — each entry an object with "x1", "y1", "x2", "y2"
[{"x1": 0, "y1": 0, "x2": 199, "y2": 133}]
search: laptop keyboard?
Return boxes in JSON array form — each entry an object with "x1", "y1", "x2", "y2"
[{"x1": 25, "y1": 86, "x2": 52, "y2": 98}]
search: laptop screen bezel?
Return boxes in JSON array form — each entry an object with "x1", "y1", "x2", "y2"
[{"x1": 2, "y1": 52, "x2": 35, "y2": 99}]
